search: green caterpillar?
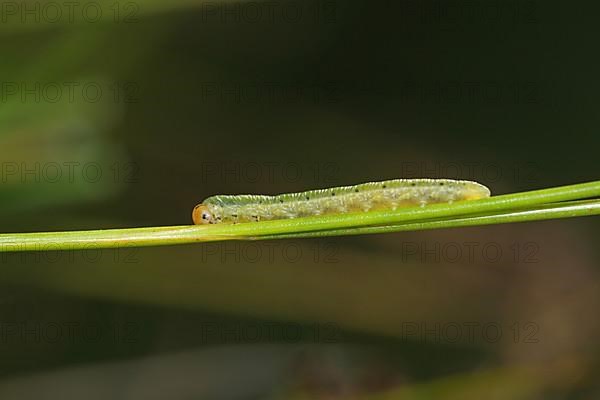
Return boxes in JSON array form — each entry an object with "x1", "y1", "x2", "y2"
[{"x1": 192, "y1": 178, "x2": 491, "y2": 225}]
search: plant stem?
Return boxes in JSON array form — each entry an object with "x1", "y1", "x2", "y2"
[
  {"x1": 256, "y1": 200, "x2": 600, "y2": 240},
  {"x1": 0, "y1": 181, "x2": 598, "y2": 252}
]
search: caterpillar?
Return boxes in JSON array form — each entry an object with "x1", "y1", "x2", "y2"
[{"x1": 192, "y1": 178, "x2": 491, "y2": 225}]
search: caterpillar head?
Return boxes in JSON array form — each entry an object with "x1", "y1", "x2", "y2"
[{"x1": 192, "y1": 204, "x2": 215, "y2": 225}]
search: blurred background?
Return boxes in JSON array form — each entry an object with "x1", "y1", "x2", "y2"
[{"x1": 0, "y1": 0, "x2": 599, "y2": 398}]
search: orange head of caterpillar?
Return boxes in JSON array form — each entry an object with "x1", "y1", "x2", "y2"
[{"x1": 192, "y1": 204, "x2": 215, "y2": 225}]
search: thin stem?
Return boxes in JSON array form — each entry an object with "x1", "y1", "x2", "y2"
[
  {"x1": 254, "y1": 200, "x2": 600, "y2": 240},
  {"x1": 0, "y1": 181, "x2": 598, "y2": 252}
]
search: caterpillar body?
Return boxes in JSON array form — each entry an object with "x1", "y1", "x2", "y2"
[{"x1": 192, "y1": 178, "x2": 491, "y2": 225}]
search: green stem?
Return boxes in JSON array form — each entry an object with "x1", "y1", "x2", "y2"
[
  {"x1": 256, "y1": 200, "x2": 600, "y2": 240},
  {"x1": 0, "y1": 181, "x2": 598, "y2": 252}
]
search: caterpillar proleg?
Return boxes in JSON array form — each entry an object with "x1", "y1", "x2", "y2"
[{"x1": 192, "y1": 178, "x2": 491, "y2": 225}]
